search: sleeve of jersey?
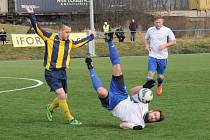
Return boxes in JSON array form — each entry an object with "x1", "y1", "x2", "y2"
[
  {"x1": 29, "y1": 13, "x2": 52, "y2": 41},
  {"x1": 72, "y1": 34, "x2": 94, "y2": 48},
  {"x1": 145, "y1": 30, "x2": 150, "y2": 40},
  {"x1": 168, "y1": 29, "x2": 176, "y2": 41}
]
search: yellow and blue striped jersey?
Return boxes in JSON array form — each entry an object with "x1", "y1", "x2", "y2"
[{"x1": 29, "y1": 13, "x2": 94, "y2": 70}]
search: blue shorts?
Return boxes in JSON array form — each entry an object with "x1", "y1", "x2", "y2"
[
  {"x1": 100, "y1": 75, "x2": 128, "y2": 110},
  {"x1": 148, "y1": 56, "x2": 168, "y2": 75},
  {"x1": 45, "y1": 69, "x2": 68, "y2": 93}
]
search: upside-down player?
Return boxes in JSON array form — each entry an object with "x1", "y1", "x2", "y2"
[
  {"x1": 24, "y1": 5, "x2": 95, "y2": 125},
  {"x1": 85, "y1": 36, "x2": 164, "y2": 130}
]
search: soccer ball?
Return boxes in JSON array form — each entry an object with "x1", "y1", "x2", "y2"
[{"x1": 138, "y1": 88, "x2": 153, "y2": 103}]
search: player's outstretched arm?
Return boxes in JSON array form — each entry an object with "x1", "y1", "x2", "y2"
[
  {"x1": 24, "y1": 5, "x2": 52, "y2": 41},
  {"x1": 72, "y1": 34, "x2": 95, "y2": 48},
  {"x1": 130, "y1": 86, "x2": 142, "y2": 95}
]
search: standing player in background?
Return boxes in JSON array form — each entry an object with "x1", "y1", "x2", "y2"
[
  {"x1": 24, "y1": 5, "x2": 95, "y2": 125},
  {"x1": 143, "y1": 15, "x2": 176, "y2": 96}
]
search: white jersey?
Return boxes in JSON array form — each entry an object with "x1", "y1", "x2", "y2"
[
  {"x1": 111, "y1": 97, "x2": 149, "y2": 128},
  {"x1": 145, "y1": 26, "x2": 176, "y2": 59}
]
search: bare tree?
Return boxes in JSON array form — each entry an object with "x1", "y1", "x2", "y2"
[
  {"x1": 161, "y1": 0, "x2": 168, "y2": 10},
  {"x1": 174, "y1": 0, "x2": 177, "y2": 9}
]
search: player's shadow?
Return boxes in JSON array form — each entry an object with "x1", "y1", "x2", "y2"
[
  {"x1": 21, "y1": 117, "x2": 120, "y2": 130},
  {"x1": 83, "y1": 122, "x2": 120, "y2": 130}
]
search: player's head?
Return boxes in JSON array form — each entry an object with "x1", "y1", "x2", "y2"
[
  {"x1": 144, "y1": 109, "x2": 165, "y2": 123},
  {"x1": 153, "y1": 15, "x2": 164, "y2": 29},
  {"x1": 58, "y1": 24, "x2": 71, "y2": 40}
]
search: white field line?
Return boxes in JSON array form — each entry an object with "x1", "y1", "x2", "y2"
[{"x1": 0, "y1": 77, "x2": 43, "y2": 93}]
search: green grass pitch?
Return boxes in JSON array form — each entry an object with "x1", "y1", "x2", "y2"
[{"x1": 0, "y1": 54, "x2": 210, "y2": 140}]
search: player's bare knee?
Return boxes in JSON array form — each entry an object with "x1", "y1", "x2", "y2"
[
  {"x1": 97, "y1": 87, "x2": 108, "y2": 98},
  {"x1": 112, "y1": 64, "x2": 122, "y2": 76},
  {"x1": 55, "y1": 88, "x2": 66, "y2": 99},
  {"x1": 57, "y1": 93, "x2": 66, "y2": 100}
]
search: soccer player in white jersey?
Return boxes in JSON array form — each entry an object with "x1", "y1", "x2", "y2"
[
  {"x1": 85, "y1": 37, "x2": 164, "y2": 130},
  {"x1": 143, "y1": 15, "x2": 176, "y2": 96}
]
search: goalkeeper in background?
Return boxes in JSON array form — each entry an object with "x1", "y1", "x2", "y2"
[{"x1": 24, "y1": 5, "x2": 95, "y2": 125}]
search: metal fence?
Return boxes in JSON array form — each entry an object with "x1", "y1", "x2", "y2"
[{"x1": 1, "y1": 28, "x2": 210, "y2": 45}]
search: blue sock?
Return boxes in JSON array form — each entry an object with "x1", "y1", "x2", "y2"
[
  {"x1": 89, "y1": 68, "x2": 102, "y2": 90},
  {"x1": 108, "y1": 41, "x2": 120, "y2": 65}
]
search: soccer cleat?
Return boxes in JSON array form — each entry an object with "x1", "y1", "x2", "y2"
[
  {"x1": 68, "y1": 119, "x2": 82, "y2": 125},
  {"x1": 85, "y1": 57, "x2": 94, "y2": 69},
  {"x1": 46, "y1": 104, "x2": 53, "y2": 122},
  {"x1": 156, "y1": 84, "x2": 163, "y2": 96},
  {"x1": 107, "y1": 32, "x2": 114, "y2": 41},
  {"x1": 143, "y1": 79, "x2": 156, "y2": 89}
]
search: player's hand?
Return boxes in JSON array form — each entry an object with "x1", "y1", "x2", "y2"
[
  {"x1": 24, "y1": 5, "x2": 34, "y2": 13},
  {"x1": 159, "y1": 44, "x2": 167, "y2": 50},
  {"x1": 145, "y1": 46, "x2": 151, "y2": 52},
  {"x1": 94, "y1": 31, "x2": 101, "y2": 38},
  {"x1": 90, "y1": 30, "x2": 97, "y2": 38}
]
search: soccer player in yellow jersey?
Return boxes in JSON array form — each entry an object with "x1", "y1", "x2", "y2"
[{"x1": 25, "y1": 5, "x2": 95, "y2": 125}]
